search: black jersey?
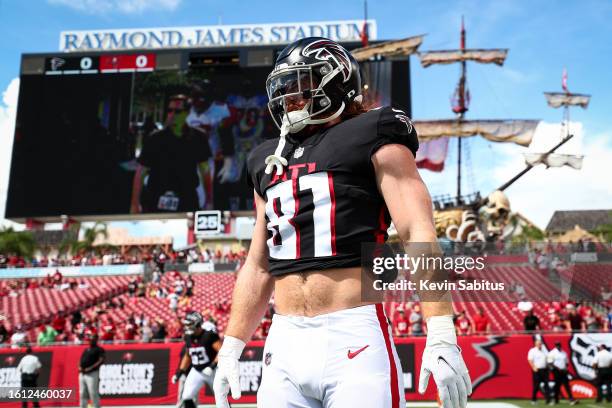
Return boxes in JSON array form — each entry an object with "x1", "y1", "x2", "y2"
[
  {"x1": 246, "y1": 106, "x2": 419, "y2": 276},
  {"x1": 138, "y1": 127, "x2": 209, "y2": 212},
  {"x1": 185, "y1": 329, "x2": 220, "y2": 371}
]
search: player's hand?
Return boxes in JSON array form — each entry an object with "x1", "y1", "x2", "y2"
[
  {"x1": 172, "y1": 368, "x2": 185, "y2": 384},
  {"x1": 213, "y1": 336, "x2": 245, "y2": 408},
  {"x1": 217, "y1": 156, "x2": 234, "y2": 184},
  {"x1": 418, "y1": 316, "x2": 472, "y2": 408}
]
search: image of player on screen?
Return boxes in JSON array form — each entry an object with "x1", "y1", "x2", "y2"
[
  {"x1": 130, "y1": 95, "x2": 210, "y2": 213},
  {"x1": 185, "y1": 80, "x2": 231, "y2": 210},
  {"x1": 174, "y1": 311, "x2": 221, "y2": 408},
  {"x1": 208, "y1": 92, "x2": 271, "y2": 210}
]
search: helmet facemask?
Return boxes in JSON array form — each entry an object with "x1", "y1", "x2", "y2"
[
  {"x1": 266, "y1": 62, "x2": 344, "y2": 135},
  {"x1": 182, "y1": 312, "x2": 203, "y2": 335}
]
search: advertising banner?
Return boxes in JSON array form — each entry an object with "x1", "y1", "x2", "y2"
[{"x1": 0, "y1": 333, "x2": 610, "y2": 406}]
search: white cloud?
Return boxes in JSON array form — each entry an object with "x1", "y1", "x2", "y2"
[
  {"x1": 48, "y1": 0, "x2": 181, "y2": 15},
  {"x1": 0, "y1": 78, "x2": 20, "y2": 229},
  {"x1": 491, "y1": 122, "x2": 612, "y2": 229}
]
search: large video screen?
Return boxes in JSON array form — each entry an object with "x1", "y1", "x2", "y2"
[{"x1": 6, "y1": 51, "x2": 408, "y2": 219}]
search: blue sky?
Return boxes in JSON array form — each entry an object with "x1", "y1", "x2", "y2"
[{"x1": 1, "y1": 0, "x2": 611, "y2": 244}]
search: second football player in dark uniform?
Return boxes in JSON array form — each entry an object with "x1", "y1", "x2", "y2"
[{"x1": 175, "y1": 312, "x2": 221, "y2": 408}]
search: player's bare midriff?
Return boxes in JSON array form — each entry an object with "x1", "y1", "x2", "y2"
[{"x1": 273, "y1": 266, "x2": 376, "y2": 317}]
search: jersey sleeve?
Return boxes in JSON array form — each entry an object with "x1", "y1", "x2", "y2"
[
  {"x1": 138, "y1": 131, "x2": 159, "y2": 168},
  {"x1": 371, "y1": 106, "x2": 419, "y2": 159},
  {"x1": 207, "y1": 330, "x2": 220, "y2": 343}
]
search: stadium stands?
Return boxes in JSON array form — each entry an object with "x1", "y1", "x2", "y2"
[
  {"x1": 1, "y1": 258, "x2": 610, "y2": 346},
  {"x1": 1, "y1": 275, "x2": 132, "y2": 330}
]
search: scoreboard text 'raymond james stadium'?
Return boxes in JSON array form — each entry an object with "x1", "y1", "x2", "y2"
[{"x1": 59, "y1": 20, "x2": 377, "y2": 52}]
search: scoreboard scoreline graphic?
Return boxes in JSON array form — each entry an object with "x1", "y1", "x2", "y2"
[{"x1": 44, "y1": 53, "x2": 156, "y2": 75}]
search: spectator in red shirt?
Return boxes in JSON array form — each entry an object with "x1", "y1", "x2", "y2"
[
  {"x1": 472, "y1": 308, "x2": 491, "y2": 334},
  {"x1": 53, "y1": 270, "x2": 63, "y2": 285},
  {"x1": 123, "y1": 319, "x2": 137, "y2": 341},
  {"x1": 52, "y1": 311, "x2": 67, "y2": 334},
  {"x1": 167, "y1": 318, "x2": 183, "y2": 340},
  {"x1": 100, "y1": 318, "x2": 116, "y2": 342},
  {"x1": 8, "y1": 255, "x2": 18, "y2": 267},
  {"x1": 547, "y1": 309, "x2": 565, "y2": 332},
  {"x1": 83, "y1": 322, "x2": 97, "y2": 339},
  {"x1": 393, "y1": 310, "x2": 410, "y2": 337},
  {"x1": 27, "y1": 279, "x2": 39, "y2": 289},
  {"x1": 455, "y1": 311, "x2": 472, "y2": 335}
]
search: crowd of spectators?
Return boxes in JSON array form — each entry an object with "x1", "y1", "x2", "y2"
[
  {"x1": 388, "y1": 299, "x2": 612, "y2": 336},
  {"x1": 0, "y1": 269, "x2": 91, "y2": 297},
  {"x1": 0, "y1": 246, "x2": 248, "y2": 269},
  {"x1": 521, "y1": 301, "x2": 612, "y2": 333},
  {"x1": 390, "y1": 303, "x2": 492, "y2": 337}
]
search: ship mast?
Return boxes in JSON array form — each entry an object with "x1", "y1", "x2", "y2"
[
  {"x1": 455, "y1": 16, "x2": 468, "y2": 199},
  {"x1": 418, "y1": 17, "x2": 514, "y2": 205}
]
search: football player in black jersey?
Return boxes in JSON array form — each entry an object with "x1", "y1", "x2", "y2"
[
  {"x1": 175, "y1": 312, "x2": 221, "y2": 408},
  {"x1": 213, "y1": 37, "x2": 471, "y2": 408}
]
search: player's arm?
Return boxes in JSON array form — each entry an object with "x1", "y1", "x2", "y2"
[
  {"x1": 214, "y1": 190, "x2": 273, "y2": 407},
  {"x1": 211, "y1": 339, "x2": 222, "y2": 363},
  {"x1": 130, "y1": 164, "x2": 148, "y2": 214},
  {"x1": 179, "y1": 351, "x2": 191, "y2": 372},
  {"x1": 224, "y1": 191, "x2": 273, "y2": 340},
  {"x1": 172, "y1": 349, "x2": 191, "y2": 384},
  {"x1": 372, "y1": 143, "x2": 451, "y2": 317},
  {"x1": 373, "y1": 143, "x2": 471, "y2": 408},
  {"x1": 528, "y1": 355, "x2": 537, "y2": 371}
]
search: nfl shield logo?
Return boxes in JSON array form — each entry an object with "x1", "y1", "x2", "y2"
[
  {"x1": 264, "y1": 352, "x2": 272, "y2": 366},
  {"x1": 294, "y1": 147, "x2": 304, "y2": 158}
]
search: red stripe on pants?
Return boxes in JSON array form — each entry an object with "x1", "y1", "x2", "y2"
[{"x1": 376, "y1": 303, "x2": 400, "y2": 407}]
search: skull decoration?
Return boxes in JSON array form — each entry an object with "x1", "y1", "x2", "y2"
[
  {"x1": 570, "y1": 333, "x2": 612, "y2": 381},
  {"x1": 482, "y1": 190, "x2": 511, "y2": 236}
]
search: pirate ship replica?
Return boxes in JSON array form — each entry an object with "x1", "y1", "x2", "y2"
[{"x1": 352, "y1": 18, "x2": 589, "y2": 242}]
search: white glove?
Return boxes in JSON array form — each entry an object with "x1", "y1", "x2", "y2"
[
  {"x1": 203, "y1": 366, "x2": 214, "y2": 377},
  {"x1": 217, "y1": 156, "x2": 234, "y2": 184},
  {"x1": 418, "y1": 316, "x2": 472, "y2": 408},
  {"x1": 213, "y1": 336, "x2": 245, "y2": 408},
  {"x1": 171, "y1": 374, "x2": 179, "y2": 384}
]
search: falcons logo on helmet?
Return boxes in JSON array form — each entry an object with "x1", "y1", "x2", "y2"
[{"x1": 302, "y1": 40, "x2": 352, "y2": 82}]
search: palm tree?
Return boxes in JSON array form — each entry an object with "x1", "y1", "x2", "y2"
[
  {"x1": 0, "y1": 227, "x2": 36, "y2": 258},
  {"x1": 59, "y1": 222, "x2": 109, "y2": 256}
]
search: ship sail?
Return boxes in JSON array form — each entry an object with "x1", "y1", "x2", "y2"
[
  {"x1": 351, "y1": 35, "x2": 424, "y2": 61},
  {"x1": 414, "y1": 119, "x2": 539, "y2": 147},
  {"x1": 419, "y1": 48, "x2": 508, "y2": 67},
  {"x1": 543, "y1": 92, "x2": 591, "y2": 109}
]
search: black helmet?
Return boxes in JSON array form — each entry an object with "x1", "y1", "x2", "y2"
[
  {"x1": 266, "y1": 37, "x2": 362, "y2": 133},
  {"x1": 182, "y1": 311, "x2": 203, "y2": 335}
]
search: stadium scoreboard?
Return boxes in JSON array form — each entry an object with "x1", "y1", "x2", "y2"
[
  {"x1": 194, "y1": 211, "x2": 223, "y2": 235},
  {"x1": 8, "y1": 45, "x2": 411, "y2": 222},
  {"x1": 44, "y1": 54, "x2": 156, "y2": 75}
]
